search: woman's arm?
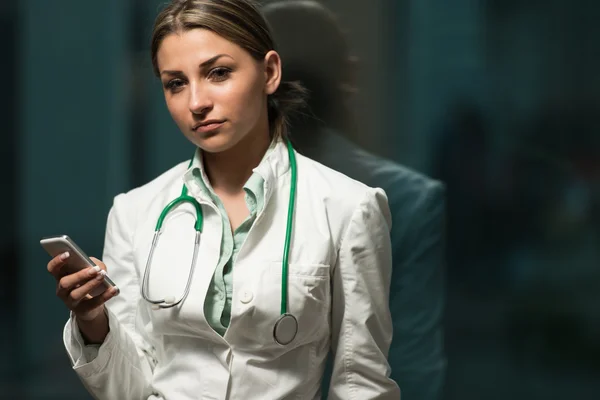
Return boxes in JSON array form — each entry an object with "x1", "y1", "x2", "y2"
[
  {"x1": 328, "y1": 188, "x2": 401, "y2": 400},
  {"x1": 63, "y1": 193, "x2": 156, "y2": 400}
]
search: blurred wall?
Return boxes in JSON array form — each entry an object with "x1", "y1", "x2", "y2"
[
  {"x1": 15, "y1": 1, "x2": 133, "y2": 396},
  {"x1": 0, "y1": 0, "x2": 18, "y2": 393}
]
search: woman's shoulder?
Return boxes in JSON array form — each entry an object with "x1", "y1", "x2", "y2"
[
  {"x1": 295, "y1": 152, "x2": 392, "y2": 249},
  {"x1": 297, "y1": 151, "x2": 377, "y2": 196},
  {"x1": 296, "y1": 151, "x2": 390, "y2": 219}
]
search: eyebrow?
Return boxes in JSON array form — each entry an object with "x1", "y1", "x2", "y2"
[
  {"x1": 200, "y1": 53, "x2": 233, "y2": 67},
  {"x1": 160, "y1": 54, "x2": 234, "y2": 76}
]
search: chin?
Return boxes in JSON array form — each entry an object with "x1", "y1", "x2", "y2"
[{"x1": 190, "y1": 131, "x2": 244, "y2": 154}]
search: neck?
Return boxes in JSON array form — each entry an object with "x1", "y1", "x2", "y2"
[{"x1": 203, "y1": 131, "x2": 271, "y2": 196}]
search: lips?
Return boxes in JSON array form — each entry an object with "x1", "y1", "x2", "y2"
[{"x1": 192, "y1": 120, "x2": 226, "y2": 131}]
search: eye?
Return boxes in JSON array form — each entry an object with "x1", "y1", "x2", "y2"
[
  {"x1": 165, "y1": 78, "x2": 186, "y2": 93},
  {"x1": 208, "y1": 67, "x2": 231, "y2": 82}
]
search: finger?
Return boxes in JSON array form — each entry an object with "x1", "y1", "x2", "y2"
[
  {"x1": 89, "y1": 257, "x2": 107, "y2": 272},
  {"x1": 75, "y1": 286, "x2": 119, "y2": 314},
  {"x1": 68, "y1": 271, "x2": 107, "y2": 303},
  {"x1": 47, "y1": 252, "x2": 71, "y2": 278},
  {"x1": 56, "y1": 266, "x2": 102, "y2": 299}
]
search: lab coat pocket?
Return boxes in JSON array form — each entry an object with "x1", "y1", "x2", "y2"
[
  {"x1": 271, "y1": 262, "x2": 331, "y2": 346},
  {"x1": 232, "y1": 262, "x2": 330, "y2": 351}
]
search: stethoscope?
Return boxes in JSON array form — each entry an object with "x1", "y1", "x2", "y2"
[{"x1": 141, "y1": 140, "x2": 298, "y2": 346}]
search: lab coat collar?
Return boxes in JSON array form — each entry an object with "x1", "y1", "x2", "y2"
[
  {"x1": 181, "y1": 139, "x2": 290, "y2": 203},
  {"x1": 252, "y1": 138, "x2": 289, "y2": 184}
]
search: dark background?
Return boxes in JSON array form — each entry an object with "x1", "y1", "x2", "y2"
[{"x1": 1, "y1": 0, "x2": 599, "y2": 398}]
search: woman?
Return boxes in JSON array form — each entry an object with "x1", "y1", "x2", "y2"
[{"x1": 46, "y1": 1, "x2": 399, "y2": 399}]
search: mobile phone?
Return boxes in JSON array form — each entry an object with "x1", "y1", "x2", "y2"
[{"x1": 40, "y1": 234, "x2": 119, "y2": 297}]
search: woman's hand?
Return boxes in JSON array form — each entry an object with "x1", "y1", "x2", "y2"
[{"x1": 48, "y1": 252, "x2": 118, "y2": 342}]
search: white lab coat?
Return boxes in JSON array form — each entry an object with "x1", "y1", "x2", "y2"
[{"x1": 63, "y1": 140, "x2": 400, "y2": 400}]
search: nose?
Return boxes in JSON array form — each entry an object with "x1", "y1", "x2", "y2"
[{"x1": 188, "y1": 82, "x2": 213, "y2": 115}]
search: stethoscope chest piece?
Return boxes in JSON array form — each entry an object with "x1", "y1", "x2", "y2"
[{"x1": 273, "y1": 313, "x2": 298, "y2": 346}]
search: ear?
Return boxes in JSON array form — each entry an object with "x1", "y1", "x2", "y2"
[{"x1": 263, "y1": 50, "x2": 282, "y2": 95}]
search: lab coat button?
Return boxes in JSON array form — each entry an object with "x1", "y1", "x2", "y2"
[{"x1": 240, "y1": 290, "x2": 253, "y2": 304}]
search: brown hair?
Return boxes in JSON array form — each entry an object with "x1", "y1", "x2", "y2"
[{"x1": 150, "y1": 0, "x2": 307, "y2": 140}]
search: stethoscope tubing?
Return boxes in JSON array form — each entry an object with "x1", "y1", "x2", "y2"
[{"x1": 140, "y1": 140, "x2": 298, "y2": 343}]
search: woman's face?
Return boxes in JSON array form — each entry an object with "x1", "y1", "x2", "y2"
[{"x1": 156, "y1": 28, "x2": 281, "y2": 153}]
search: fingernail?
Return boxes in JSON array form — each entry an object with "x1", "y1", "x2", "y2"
[
  {"x1": 96, "y1": 273, "x2": 105, "y2": 281},
  {"x1": 60, "y1": 252, "x2": 70, "y2": 261},
  {"x1": 88, "y1": 266, "x2": 100, "y2": 276}
]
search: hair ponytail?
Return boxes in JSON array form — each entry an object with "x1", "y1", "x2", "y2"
[{"x1": 268, "y1": 80, "x2": 309, "y2": 141}]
